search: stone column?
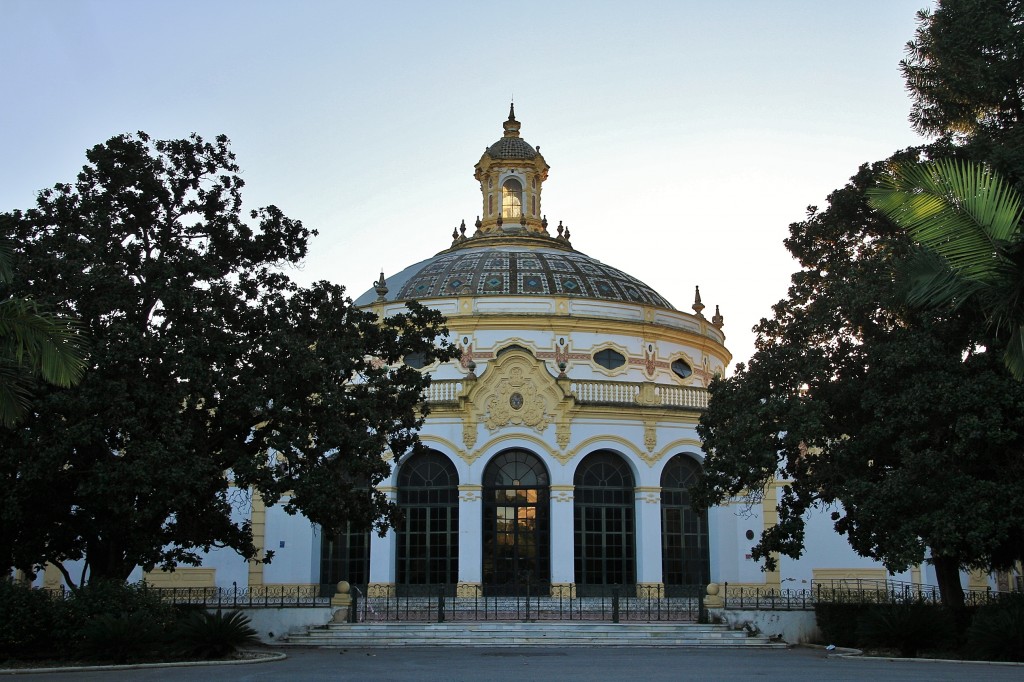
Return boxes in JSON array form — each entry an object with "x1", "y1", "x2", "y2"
[
  {"x1": 457, "y1": 484, "x2": 483, "y2": 596},
  {"x1": 368, "y1": 486, "x2": 397, "y2": 596},
  {"x1": 549, "y1": 485, "x2": 575, "y2": 597},
  {"x1": 635, "y1": 486, "x2": 664, "y2": 596}
]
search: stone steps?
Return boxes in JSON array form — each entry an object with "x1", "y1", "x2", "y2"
[{"x1": 282, "y1": 622, "x2": 784, "y2": 648}]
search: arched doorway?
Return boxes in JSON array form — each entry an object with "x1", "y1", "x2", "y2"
[
  {"x1": 396, "y1": 450, "x2": 459, "y2": 591},
  {"x1": 482, "y1": 449, "x2": 550, "y2": 595},
  {"x1": 661, "y1": 455, "x2": 710, "y2": 593},
  {"x1": 573, "y1": 450, "x2": 636, "y2": 594}
]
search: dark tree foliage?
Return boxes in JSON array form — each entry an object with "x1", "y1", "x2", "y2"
[
  {"x1": 0, "y1": 132, "x2": 456, "y2": 585},
  {"x1": 693, "y1": 153, "x2": 1024, "y2": 608},
  {"x1": 903, "y1": 0, "x2": 1024, "y2": 186}
]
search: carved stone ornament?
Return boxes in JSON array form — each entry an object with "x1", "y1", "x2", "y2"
[
  {"x1": 644, "y1": 422, "x2": 657, "y2": 452},
  {"x1": 484, "y1": 367, "x2": 550, "y2": 432},
  {"x1": 462, "y1": 418, "x2": 478, "y2": 448}
]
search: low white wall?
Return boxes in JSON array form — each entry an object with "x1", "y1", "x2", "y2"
[
  {"x1": 709, "y1": 608, "x2": 820, "y2": 645},
  {"x1": 215, "y1": 607, "x2": 333, "y2": 644}
]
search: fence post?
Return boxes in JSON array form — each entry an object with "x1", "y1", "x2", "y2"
[
  {"x1": 612, "y1": 586, "x2": 620, "y2": 624},
  {"x1": 525, "y1": 576, "x2": 531, "y2": 622},
  {"x1": 350, "y1": 588, "x2": 359, "y2": 624},
  {"x1": 437, "y1": 585, "x2": 446, "y2": 623}
]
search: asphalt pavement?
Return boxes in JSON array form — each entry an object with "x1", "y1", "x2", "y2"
[{"x1": 4, "y1": 646, "x2": 1024, "y2": 681}]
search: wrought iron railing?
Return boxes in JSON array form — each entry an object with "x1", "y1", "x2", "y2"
[
  {"x1": 151, "y1": 585, "x2": 330, "y2": 608},
  {"x1": 717, "y1": 580, "x2": 1003, "y2": 610},
  {"x1": 347, "y1": 583, "x2": 706, "y2": 623}
]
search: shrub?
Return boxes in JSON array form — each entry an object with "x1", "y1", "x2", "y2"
[
  {"x1": 814, "y1": 602, "x2": 871, "y2": 647},
  {"x1": 172, "y1": 610, "x2": 260, "y2": 659},
  {"x1": 76, "y1": 611, "x2": 168, "y2": 664},
  {"x1": 966, "y1": 594, "x2": 1024, "y2": 662},
  {"x1": 856, "y1": 602, "x2": 954, "y2": 658},
  {"x1": 58, "y1": 580, "x2": 178, "y2": 660},
  {"x1": 0, "y1": 579, "x2": 62, "y2": 661}
]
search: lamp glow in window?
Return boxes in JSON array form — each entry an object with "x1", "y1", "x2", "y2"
[{"x1": 502, "y1": 178, "x2": 523, "y2": 218}]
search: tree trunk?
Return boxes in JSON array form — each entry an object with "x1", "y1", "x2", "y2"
[
  {"x1": 932, "y1": 554, "x2": 965, "y2": 610},
  {"x1": 86, "y1": 540, "x2": 136, "y2": 584}
]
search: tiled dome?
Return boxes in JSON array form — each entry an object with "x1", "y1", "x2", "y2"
[
  {"x1": 356, "y1": 238, "x2": 674, "y2": 310},
  {"x1": 485, "y1": 136, "x2": 539, "y2": 160}
]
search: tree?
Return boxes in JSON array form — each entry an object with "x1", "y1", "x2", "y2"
[
  {"x1": 693, "y1": 155, "x2": 1024, "y2": 608},
  {"x1": 0, "y1": 236, "x2": 86, "y2": 427},
  {"x1": 0, "y1": 132, "x2": 456, "y2": 585},
  {"x1": 867, "y1": 159, "x2": 1024, "y2": 378},
  {"x1": 902, "y1": 0, "x2": 1024, "y2": 186}
]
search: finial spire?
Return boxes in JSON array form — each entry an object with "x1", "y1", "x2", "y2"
[
  {"x1": 373, "y1": 271, "x2": 389, "y2": 302},
  {"x1": 503, "y1": 102, "x2": 521, "y2": 138},
  {"x1": 712, "y1": 304, "x2": 724, "y2": 328},
  {"x1": 692, "y1": 286, "x2": 705, "y2": 317}
]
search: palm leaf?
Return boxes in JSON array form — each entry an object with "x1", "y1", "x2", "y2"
[
  {"x1": 867, "y1": 159, "x2": 1023, "y2": 284},
  {"x1": 0, "y1": 298, "x2": 86, "y2": 387},
  {"x1": 898, "y1": 247, "x2": 987, "y2": 310},
  {"x1": 0, "y1": 297, "x2": 87, "y2": 427}
]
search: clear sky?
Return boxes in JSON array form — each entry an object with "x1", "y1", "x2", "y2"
[{"x1": 0, "y1": 0, "x2": 934, "y2": 368}]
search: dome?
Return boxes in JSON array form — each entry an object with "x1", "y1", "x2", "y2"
[
  {"x1": 485, "y1": 136, "x2": 538, "y2": 160},
  {"x1": 481, "y1": 103, "x2": 540, "y2": 160},
  {"x1": 354, "y1": 235, "x2": 675, "y2": 309}
]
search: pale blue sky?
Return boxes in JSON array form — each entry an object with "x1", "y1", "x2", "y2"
[{"x1": 1, "y1": 0, "x2": 934, "y2": 367}]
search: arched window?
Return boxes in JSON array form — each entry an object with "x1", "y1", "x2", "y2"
[
  {"x1": 482, "y1": 449, "x2": 550, "y2": 595},
  {"x1": 574, "y1": 450, "x2": 636, "y2": 594},
  {"x1": 661, "y1": 455, "x2": 709, "y2": 592},
  {"x1": 396, "y1": 450, "x2": 459, "y2": 591},
  {"x1": 502, "y1": 178, "x2": 523, "y2": 218}
]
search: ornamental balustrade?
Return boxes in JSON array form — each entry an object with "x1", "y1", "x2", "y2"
[{"x1": 423, "y1": 379, "x2": 709, "y2": 409}]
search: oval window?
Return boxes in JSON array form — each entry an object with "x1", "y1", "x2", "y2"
[
  {"x1": 594, "y1": 348, "x2": 626, "y2": 370},
  {"x1": 405, "y1": 352, "x2": 426, "y2": 369},
  {"x1": 671, "y1": 359, "x2": 692, "y2": 379}
]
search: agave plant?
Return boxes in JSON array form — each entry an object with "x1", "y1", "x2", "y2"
[
  {"x1": 173, "y1": 609, "x2": 260, "y2": 659},
  {"x1": 867, "y1": 159, "x2": 1024, "y2": 378}
]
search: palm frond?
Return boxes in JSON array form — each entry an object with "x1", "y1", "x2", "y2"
[
  {"x1": 898, "y1": 247, "x2": 981, "y2": 309},
  {"x1": 867, "y1": 159, "x2": 1023, "y2": 284},
  {"x1": 0, "y1": 298, "x2": 86, "y2": 388},
  {"x1": 0, "y1": 360, "x2": 36, "y2": 428}
]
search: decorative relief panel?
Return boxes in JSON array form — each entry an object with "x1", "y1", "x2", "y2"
[
  {"x1": 644, "y1": 421, "x2": 657, "y2": 452},
  {"x1": 483, "y1": 367, "x2": 550, "y2": 431}
]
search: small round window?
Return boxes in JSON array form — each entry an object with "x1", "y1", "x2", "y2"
[
  {"x1": 594, "y1": 348, "x2": 626, "y2": 370},
  {"x1": 671, "y1": 359, "x2": 692, "y2": 379},
  {"x1": 404, "y1": 352, "x2": 426, "y2": 369}
]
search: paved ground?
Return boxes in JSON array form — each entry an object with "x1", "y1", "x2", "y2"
[{"x1": 5, "y1": 646, "x2": 1023, "y2": 682}]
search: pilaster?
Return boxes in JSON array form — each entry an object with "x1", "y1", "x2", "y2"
[
  {"x1": 550, "y1": 485, "x2": 575, "y2": 584},
  {"x1": 635, "y1": 486, "x2": 663, "y2": 585}
]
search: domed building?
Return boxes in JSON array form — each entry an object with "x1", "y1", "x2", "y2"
[
  {"x1": 325, "y1": 105, "x2": 732, "y2": 597},
  {"x1": 129, "y1": 107, "x2": 953, "y2": 602}
]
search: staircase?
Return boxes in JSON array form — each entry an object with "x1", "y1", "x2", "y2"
[{"x1": 281, "y1": 622, "x2": 785, "y2": 648}]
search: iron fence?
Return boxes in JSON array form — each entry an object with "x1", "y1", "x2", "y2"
[
  {"x1": 151, "y1": 585, "x2": 330, "y2": 608},
  {"x1": 717, "y1": 579, "x2": 1003, "y2": 610},
  {"x1": 348, "y1": 583, "x2": 706, "y2": 623}
]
